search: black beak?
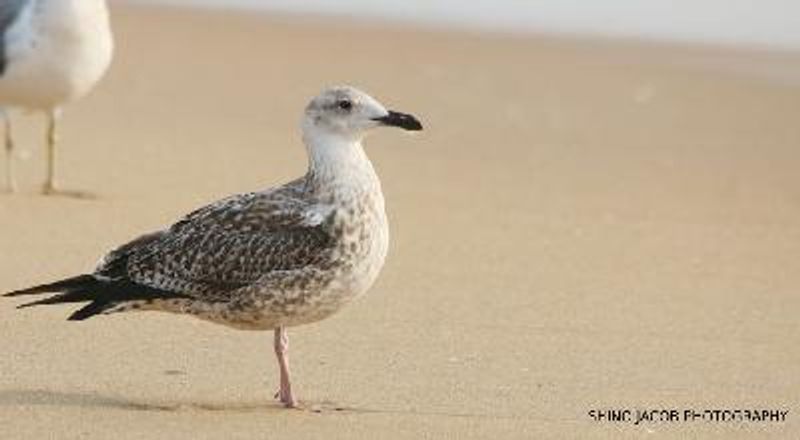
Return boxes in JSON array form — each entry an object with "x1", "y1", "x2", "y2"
[{"x1": 372, "y1": 110, "x2": 423, "y2": 131}]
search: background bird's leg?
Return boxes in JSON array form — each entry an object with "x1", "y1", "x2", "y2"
[
  {"x1": 40, "y1": 108, "x2": 94, "y2": 198},
  {"x1": 42, "y1": 108, "x2": 62, "y2": 195},
  {"x1": 273, "y1": 326, "x2": 297, "y2": 407},
  {"x1": 3, "y1": 110, "x2": 16, "y2": 193}
]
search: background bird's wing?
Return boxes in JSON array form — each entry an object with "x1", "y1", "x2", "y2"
[
  {"x1": 100, "y1": 188, "x2": 337, "y2": 301},
  {"x1": 0, "y1": 0, "x2": 29, "y2": 75}
]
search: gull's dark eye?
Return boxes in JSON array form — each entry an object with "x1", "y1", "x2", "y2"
[{"x1": 337, "y1": 100, "x2": 353, "y2": 111}]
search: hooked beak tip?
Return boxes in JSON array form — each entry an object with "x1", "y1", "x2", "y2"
[{"x1": 372, "y1": 110, "x2": 423, "y2": 131}]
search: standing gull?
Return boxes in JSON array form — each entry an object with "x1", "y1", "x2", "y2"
[
  {"x1": 0, "y1": 0, "x2": 113, "y2": 195},
  {"x1": 5, "y1": 86, "x2": 423, "y2": 408}
]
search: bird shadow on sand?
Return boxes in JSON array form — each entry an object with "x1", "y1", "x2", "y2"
[
  {"x1": 0, "y1": 388, "x2": 528, "y2": 420},
  {"x1": 1, "y1": 188, "x2": 99, "y2": 200},
  {"x1": 0, "y1": 389, "x2": 297, "y2": 413}
]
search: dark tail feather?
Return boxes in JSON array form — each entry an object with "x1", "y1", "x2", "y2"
[
  {"x1": 7, "y1": 274, "x2": 112, "y2": 318},
  {"x1": 4, "y1": 274, "x2": 97, "y2": 297},
  {"x1": 5, "y1": 274, "x2": 186, "y2": 321},
  {"x1": 68, "y1": 301, "x2": 116, "y2": 321},
  {"x1": 13, "y1": 283, "x2": 116, "y2": 320},
  {"x1": 16, "y1": 288, "x2": 102, "y2": 309}
]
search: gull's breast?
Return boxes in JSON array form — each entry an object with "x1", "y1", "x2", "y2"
[{"x1": 326, "y1": 191, "x2": 390, "y2": 303}]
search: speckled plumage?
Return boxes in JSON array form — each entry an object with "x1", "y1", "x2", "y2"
[
  {"x1": 100, "y1": 171, "x2": 389, "y2": 330},
  {"x1": 5, "y1": 86, "x2": 424, "y2": 329},
  {"x1": 5, "y1": 86, "x2": 422, "y2": 407}
]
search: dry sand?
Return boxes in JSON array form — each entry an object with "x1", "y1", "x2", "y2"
[{"x1": 1, "y1": 4, "x2": 799, "y2": 439}]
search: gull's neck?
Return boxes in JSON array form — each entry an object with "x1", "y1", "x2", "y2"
[{"x1": 303, "y1": 130, "x2": 381, "y2": 201}]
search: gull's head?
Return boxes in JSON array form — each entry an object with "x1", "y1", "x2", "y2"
[{"x1": 303, "y1": 86, "x2": 422, "y2": 141}]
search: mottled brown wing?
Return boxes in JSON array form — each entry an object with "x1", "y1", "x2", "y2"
[{"x1": 100, "y1": 188, "x2": 337, "y2": 300}]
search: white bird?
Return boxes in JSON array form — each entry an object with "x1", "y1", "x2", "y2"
[
  {"x1": 0, "y1": 0, "x2": 113, "y2": 195},
  {"x1": 5, "y1": 86, "x2": 423, "y2": 408}
]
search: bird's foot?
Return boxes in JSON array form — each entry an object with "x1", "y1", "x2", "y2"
[
  {"x1": 41, "y1": 184, "x2": 96, "y2": 199},
  {"x1": 274, "y1": 389, "x2": 298, "y2": 409}
]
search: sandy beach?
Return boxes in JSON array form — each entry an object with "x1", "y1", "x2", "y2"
[{"x1": 1, "y1": 4, "x2": 799, "y2": 438}]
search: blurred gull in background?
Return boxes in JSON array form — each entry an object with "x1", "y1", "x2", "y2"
[{"x1": 0, "y1": 0, "x2": 113, "y2": 196}]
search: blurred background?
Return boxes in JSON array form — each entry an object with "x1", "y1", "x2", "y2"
[
  {"x1": 1, "y1": 1, "x2": 798, "y2": 439},
  {"x1": 132, "y1": 0, "x2": 800, "y2": 49}
]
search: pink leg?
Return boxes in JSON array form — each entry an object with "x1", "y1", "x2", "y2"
[{"x1": 273, "y1": 326, "x2": 297, "y2": 407}]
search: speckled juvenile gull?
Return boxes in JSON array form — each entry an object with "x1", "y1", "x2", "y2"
[
  {"x1": 4, "y1": 86, "x2": 422, "y2": 408},
  {"x1": 0, "y1": 0, "x2": 113, "y2": 195}
]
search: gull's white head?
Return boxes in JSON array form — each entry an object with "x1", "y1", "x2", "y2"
[{"x1": 303, "y1": 86, "x2": 423, "y2": 142}]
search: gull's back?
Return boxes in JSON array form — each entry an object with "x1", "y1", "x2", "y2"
[{"x1": 118, "y1": 178, "x2": 339, "y2": 300}]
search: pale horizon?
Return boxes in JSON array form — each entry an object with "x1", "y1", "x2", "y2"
[{"x1": 123, "y1": 0, "x2": 800, "y2": 51}]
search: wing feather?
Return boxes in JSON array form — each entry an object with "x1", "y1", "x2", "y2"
[
  {"x1": 98, "y1": 185, "x2": 338, "y2": 300},
  {"x1": 0, "y1": 0, "x2": 29, "y2": 75}
]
